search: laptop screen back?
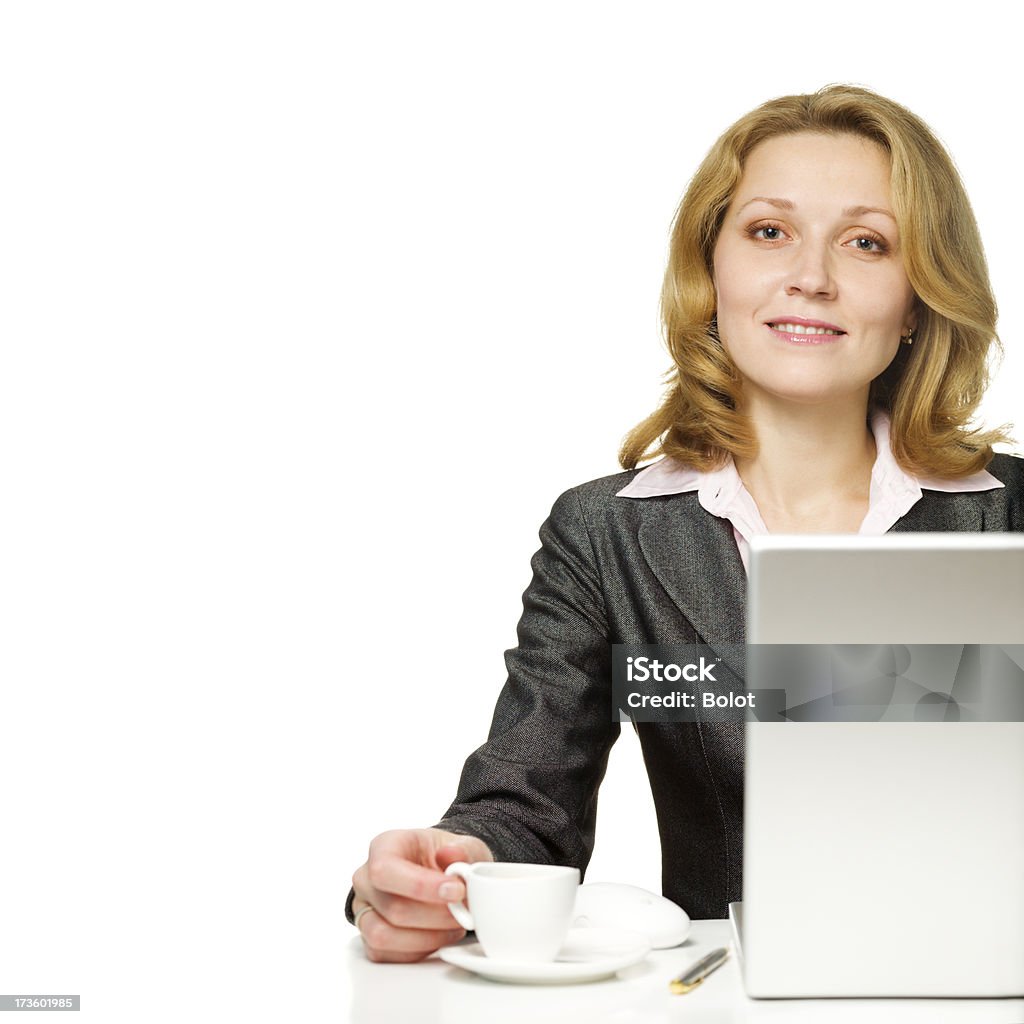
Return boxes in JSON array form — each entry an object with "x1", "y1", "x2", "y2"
[{"x1": 739, "y1": 534, "x2": 1024, "y2": 998}]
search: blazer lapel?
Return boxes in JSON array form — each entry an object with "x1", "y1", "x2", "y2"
[
  {"x1": 632, "y1": 489, "x2": 986, "y2": 684},
  {"x1": 636, "y1": 495, "x2": 747, "y2": 679},
  {"x1": 888, "y1": 490, "x2": 986, "y2": 533}
]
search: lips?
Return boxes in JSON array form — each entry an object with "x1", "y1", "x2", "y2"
[
  {"x1": 765, "y1": 318, "x2": 845, "y2": 345},
  {"x1": 764, "y1": 315, "x2": 845, "y2": 336}
]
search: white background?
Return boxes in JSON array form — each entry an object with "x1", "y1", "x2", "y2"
[{"x1": 0, "y1": 2, "x2": 1020, "y2": 1021}]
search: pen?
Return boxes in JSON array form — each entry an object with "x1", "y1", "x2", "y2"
[{"x1": 669, "y1": 946, "x2": 729, "y2": 994}]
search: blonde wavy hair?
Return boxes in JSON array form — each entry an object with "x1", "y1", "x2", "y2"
[{"x1": 619, "y1": 84, "x2": 1012, "y2": 477}]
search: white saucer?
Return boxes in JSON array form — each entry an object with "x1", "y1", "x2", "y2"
[{"x1": 438, "y1": 927, "x2": 652, "y2": 984}]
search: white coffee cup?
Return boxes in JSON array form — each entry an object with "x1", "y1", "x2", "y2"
[{"x1": 444, "y1": 861, "x2": 580, "y2": 962}]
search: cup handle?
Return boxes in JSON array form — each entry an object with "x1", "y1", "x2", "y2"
[{"x1": 443, "y1": 862, "x2": 475, "y2": 930}]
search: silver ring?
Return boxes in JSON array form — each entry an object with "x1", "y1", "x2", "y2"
[{"x1": 354, "y1": 904, "x2": 376, "y2": 930}]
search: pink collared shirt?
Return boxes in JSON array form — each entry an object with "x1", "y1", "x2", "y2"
[{"x1": 615, "y1": 409, "x2": 1004, "y2": 571}]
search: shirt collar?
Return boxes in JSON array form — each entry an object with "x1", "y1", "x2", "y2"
[{"x1": 615, "y1": 409, "x2": 1004, "y2": 504}]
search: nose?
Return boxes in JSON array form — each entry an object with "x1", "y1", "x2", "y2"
[{"x1": 784, "y1": 239, "x2": 836, "y2": 299}]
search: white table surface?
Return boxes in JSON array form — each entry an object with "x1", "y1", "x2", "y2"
[{"x1": 345, "y1": 920, "x2": 1024, "y2": 1023}]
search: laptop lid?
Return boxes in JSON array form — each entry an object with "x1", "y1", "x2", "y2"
[{"x1": 738, "y1": 534, "x2": 1024, "y2": 998}]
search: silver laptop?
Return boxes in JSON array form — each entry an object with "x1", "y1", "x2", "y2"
[{"x1": 732, "y1": 534, "x2": 1024, "y2": 998}]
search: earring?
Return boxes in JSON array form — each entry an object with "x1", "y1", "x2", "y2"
[{"x1": 901, "y1": 328, "x2": 915, "y2": 345}]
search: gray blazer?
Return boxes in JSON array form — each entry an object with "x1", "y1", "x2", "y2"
[{"x1": 344, "y1": 453, "x2": 1024, "y2": 925}]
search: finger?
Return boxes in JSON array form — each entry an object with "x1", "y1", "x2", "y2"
[
  {"x1": 353, "y1": 868, "x2": 464, "y2": 930},
  {"x1": 366, "y1": 850, "x2": 455, "y2": 904},
  {"x1": 372, "y1": 890, "x2": 466, "y2": 930},
  {"x1": 359, "y1": 830, "x2": 488, "y2": 904},
  {"x1": 359, "y1": 907, "x2": 466, "y2": 957},
  {"x1": 357, "y1": 859, "x2": 459, "y2": 909}
]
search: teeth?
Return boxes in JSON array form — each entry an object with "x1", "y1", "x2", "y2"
[{"x1": 770, "y1": 323, "x2": 842, "y2": 335}]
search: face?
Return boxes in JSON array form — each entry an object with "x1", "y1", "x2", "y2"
[{"x1": 711, "y1": 131, "x2": 918, "y2": 410}]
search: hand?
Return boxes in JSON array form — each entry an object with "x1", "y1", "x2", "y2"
[{"x1": 351, "y1": 827, "x2": 494, "y2": 963}]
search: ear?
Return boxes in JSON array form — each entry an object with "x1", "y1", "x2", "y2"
[{"x1": 905, "y1": 298, "x2": 920, "y2": 334}]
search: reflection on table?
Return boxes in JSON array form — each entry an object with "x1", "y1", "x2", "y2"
[{"x1": 346, "y1": 919, "x2": 1024, "y2": 1024}]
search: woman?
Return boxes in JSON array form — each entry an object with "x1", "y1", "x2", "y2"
[{"x1": 348, "y1": 84, "x2": 1023, "y2": 962}]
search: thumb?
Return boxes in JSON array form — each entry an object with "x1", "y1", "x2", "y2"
[{"x1": 435, "y1": 836, "x2": 493, "y2": 872}]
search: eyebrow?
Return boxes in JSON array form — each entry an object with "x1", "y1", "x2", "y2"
[{"x1": 737, "y1": 196, "x2": 897, "y2": 222}]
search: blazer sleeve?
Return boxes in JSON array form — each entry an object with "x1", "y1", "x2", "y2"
[{"x1": 432, "y1": 484, "x2": 620, "y2": 870}]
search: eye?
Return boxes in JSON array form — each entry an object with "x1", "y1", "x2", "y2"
[
  {"x1": 746, "y1": 222, "x2": 787, "y2": 242},
  {"x1": 847, "y1": 234, "x2": 889, "y2": 254}
]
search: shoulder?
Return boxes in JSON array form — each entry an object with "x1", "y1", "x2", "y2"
[
  {"x1": 559, "y1": 467, "x2": 647, "y2": 504},
  {"x1": 550, "y1": 461, "x2": 689, "y2": 513},
  {"x1": 986, "y1": 451, "x2": 1024, "y2": 491},
  {"x1": 978, "y1": 451, "x2": 1024, "y2": 531},
  {"x1": 545, "y1": 461, "x2": 701, "y2": 534},
  {"x1": 540, "y1": 468, "x2": 643, "y2": 534}
]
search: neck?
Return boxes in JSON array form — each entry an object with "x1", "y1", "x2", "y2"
[{"x1": 734, "y1": 394, "x2": 876, "y2": 519}]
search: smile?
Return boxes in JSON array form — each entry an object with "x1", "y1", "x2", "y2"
[
  {"x1": 765, "y1": 323, "x2": 844, "y2": 345},
  {"x1": 767, "y1": 322, "x2": 844, "y2": 335}
]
